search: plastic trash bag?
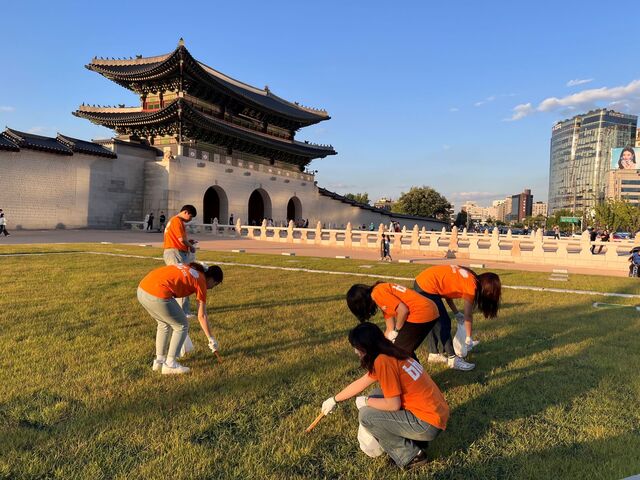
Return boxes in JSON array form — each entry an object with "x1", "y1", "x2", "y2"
[
  {"x1": 452, "y1": 320, "x2": 468, "y2": 358},
  {"x1": 179, "y1": 334, "x2": 194, "y2": 358},
  {"x1": 358, "y1": 424, "x2": 384, "y2": 457}
]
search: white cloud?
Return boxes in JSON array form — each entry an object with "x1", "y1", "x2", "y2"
[
  {"x1": 325, "y1": 183, "x2": 356, "y2": 190},
  {"x1": 449, "y1": 107, "x2": 459, "y2": 112},
  {"x1": 442, "y1": 144, "x2": 451, "y2": 150},
  {"x1": 566, "y1": 78, "x2": 593, "y2": 87},
  {"x1": 474, "y1": 95, "x2": 496, "y2": 107},
  {"x1": 507, "y1": 79, "x2": 640, "y2": 121},
  {"x1": 0, "y1": 106, "x2": 15, "y2": 112}
]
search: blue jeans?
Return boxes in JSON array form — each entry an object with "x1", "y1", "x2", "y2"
[
  {"x1": 359, "y1": 388, "x2": 442, "y2": 467},
  {"x1": 163, "y1": 248, "x2": 191, "y2": 315}
]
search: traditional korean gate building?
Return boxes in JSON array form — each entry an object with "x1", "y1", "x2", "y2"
[{"x1": 0, "y1": 40, "x2": 446, "y2": 230}]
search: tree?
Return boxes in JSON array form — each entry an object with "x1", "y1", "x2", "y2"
[
  {"x1": 454, "y1": 210, "x2": 468, "y2": 228},
  {"x1": 392, "y1": 186, "x2": 452, "y2": 220},
  {"x1": 344, "y1": 192, "x2": 370, "y2": 205},
  {"x1": 594, "y1": 199, "x2": 640, "y2": 232}
]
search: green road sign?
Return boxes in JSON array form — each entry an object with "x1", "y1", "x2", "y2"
[{"x1": 560, "y1": 216, "x2": 580, "y2": 224}]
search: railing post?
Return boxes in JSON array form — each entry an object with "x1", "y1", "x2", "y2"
[
  {"x1": 532, "y1": 228, "x2": 544, "y2": 257},
  {"x1": 506, "y1": 229, "x2": 513, "y2": 240},
  {"x1": 411, "y1": 224, "x2": 420, "y2": 251},
  {"x1": 345, "y1": 222, "x2": 353, "y2": 248},
  {"x1": 212, "y1": 218, "x2": 219, "y2": 237},
  {"x1": 260, "y1": 218, "x2": 267, "y2": 239},
  {"x1": 580, "y1": 229, "x2": 592, "y2": 258},
  {"x1": 315, "y1": 221, "x2": 322, "y2": 244},
  {"x1": 286, "y1": 220, "x2": 294, "y2": 243},
  {"x1": 235, "y1": 218, "x2": 242, "y2": 238},
  {"x1": 489, "y1": 227, "x2": 500, "y2": 255}
]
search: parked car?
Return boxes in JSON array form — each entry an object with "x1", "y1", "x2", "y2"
[{"x1": 612, "y1": 232, "x2": 631, "y2": 241}]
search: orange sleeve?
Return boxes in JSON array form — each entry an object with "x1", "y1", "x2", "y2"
[{"x1": 376, "y1": 357, "x2": 402, "y2": 398}]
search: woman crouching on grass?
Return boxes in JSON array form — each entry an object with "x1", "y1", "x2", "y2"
[
  {"x1": 137, "y1": 263, "x2": 223, "y2": 374},
  {"x1": 346, "y1": 282, "x2": 474, "y2": 370},
  {"x1": 320, "y1": 322, "x2": 449, "y2": 470}
]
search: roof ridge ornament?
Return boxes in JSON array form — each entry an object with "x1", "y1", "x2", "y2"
[{"x1": 178, "y1": 38, "x2": 185, "y2": 47}]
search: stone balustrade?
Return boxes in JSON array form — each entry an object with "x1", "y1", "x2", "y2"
[{"x1": 181, "y1": 220, "x2": 640, "y2": 270}]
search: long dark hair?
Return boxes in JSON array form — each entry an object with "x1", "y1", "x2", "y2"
[
  {"x1": 459, "y1": 266, "x2": 501, "y2": 319},
  {"x1": 346, "y1": 283, "x2": 381, "y2": 321},
  {"x1": 189, "y1": 263, "x2": 223, "y2": 283},
  {"x1": 476, "y1": 272, "x2": 501, "y2": 319},
  {"x1": 348, "y1": 322, "x2": 410, "y2": 373}
]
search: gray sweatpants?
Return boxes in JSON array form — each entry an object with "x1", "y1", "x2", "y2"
[
  {"x1": 137, "y1": 287, "x2": 189, "y2": 359},
  {"x1": 163, "y1": 248, "x2": 191, "y2": 315}
]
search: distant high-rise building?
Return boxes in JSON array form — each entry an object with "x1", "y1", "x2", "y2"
[
  {"x1": 532, "y1": 201, "x2": 548, "y2": 218},
  {"x1": 508, "y1": 189, "x2": 533, "y2": 222},
  {"x1": 548, "y1": 109, "x2": 637, "y2": 214}
]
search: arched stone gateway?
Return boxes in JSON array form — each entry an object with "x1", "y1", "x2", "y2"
[
  {"x1": 203, "y1": 186, "x2": 229, "y2": 224},
  {"x1": 248, "y1": 188, "x2": 272, "y2": 225},
  {"x1": 287, "y1": 196, "x2": 302, "y2": 223}
]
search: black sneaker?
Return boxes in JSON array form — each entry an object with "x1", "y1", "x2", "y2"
[{"x1": 404, "y1": 450, "x2": 429, "y2": 470}]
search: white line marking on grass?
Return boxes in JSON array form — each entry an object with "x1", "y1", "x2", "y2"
[{"x1": 2, "y1": 251, "x2": 639, "y2": 300}]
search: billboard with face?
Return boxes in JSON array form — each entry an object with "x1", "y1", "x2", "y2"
[{"x1": 611, "y1": 146, "x2": 638, "y2": 170}]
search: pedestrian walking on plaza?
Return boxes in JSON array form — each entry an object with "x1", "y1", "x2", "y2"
[
  {"x1": 137, "y1": 262, "x2": 223, "y2": 374},
  {"x1": 369, "y1": 222, "x2": 375, "y2": 231},
  {"x1": 589, "y1": 227, "x2": 598, "y2": 254},
  {"x1": 553, "y1": 225, "x2": 560, "y2": 240},
  {"x1": 146, "y1": 212, "x2": 154, "y2": 231},
  {"x1": 229, "y1": 213, "x2": 234, "y2": 225},
  {"x1": 597, "y1": 229, "x2": 610, "y2": 254},
  {"x1": 0, "y1": 211, "x2": 9, "y2": 237},
  {"x1": 319, "y1": 322, "x2": 449, "y2": 470},
  {"x1": 163, "y1": 205, "x2": 198, "y2": 316},
  {"x1": 380, "y1": 234, "x2": 392, "y2": 262},
  {"x1": 159, "y1": 211, "x2": 166, "y2": 232},
  {"x1": 346, "y1": 281, "x2": 473, "y2": 370},
  {"x1": 413, "y1": 265, "x2": 501, "y2": 369}
]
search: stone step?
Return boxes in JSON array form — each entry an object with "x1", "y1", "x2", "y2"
[
  {"x1": 335, "y1": 255, "x2": 350, "y2": 259},
  {"x1": 281, "y1": 252, "x2": 296, "y2": 256},
  {"x1": 231, "y1": 249, "x2": 245, "y2": 253}
]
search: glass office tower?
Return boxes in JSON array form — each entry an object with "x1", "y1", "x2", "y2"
[{"x1": 548, "y1": 109, "x2": 637, "y2": 214}]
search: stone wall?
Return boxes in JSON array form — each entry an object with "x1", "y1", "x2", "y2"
[
  {"x1": 0, "y1": 142, "x2": 154, "y2": 229},
  {"x1": 143, "y1": 153, "x2": 446, "y2": 230}
]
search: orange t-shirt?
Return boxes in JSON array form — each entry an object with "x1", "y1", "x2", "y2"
[
  {"x1": 163, "y1": 215, "x2": 188, "y2": 251},
  {"x1": 371, "y1": 283, "x2": 438, "y2": 324},
  {"x1": 139, "y1": 264, "x2": 207, "y2": 303},
  {"x1": 368, "y1": 354, "x2": 449, "y2": 430},
  {"x1": 415, "y1": 265, "x2": 477, "y2": 303}
]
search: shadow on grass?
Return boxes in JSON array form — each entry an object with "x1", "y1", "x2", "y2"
[{"x1": 213, "y1": 294, "x2": 344, "y2": 314}]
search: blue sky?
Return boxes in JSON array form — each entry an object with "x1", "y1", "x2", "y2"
[{"x1": 1, "y1": 0, "x2": 639, "y2": 209}]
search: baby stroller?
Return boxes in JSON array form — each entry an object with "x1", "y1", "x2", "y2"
[{"x1": 629, "y1": 247, "x2": 640, "y2": 277}]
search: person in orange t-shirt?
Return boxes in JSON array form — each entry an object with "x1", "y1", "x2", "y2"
[
  {"x1": 414, "y1": 265, "x2": 501, "y2": 364},
  {"x1": 346, "y1": 281, "x2": 473, "y2": 370},
  {"x1": 163, "y1": 204, "x2": 198, "y2": 316},
  {"x1": 137, "y1": 262, "x2": 223, "y2": 375},
  {"x1": 320, "y1": 322, "x2": 449, "y2": 470}
]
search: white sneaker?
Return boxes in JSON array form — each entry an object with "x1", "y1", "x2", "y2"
[
  {"x1": 152, "y1": 359, "x2": 165, "y2": 372},
  {"x1": 186, "y1": 314, "x2": 196, "y2": 319},
  {"x1": 466, "y1": 340, "x2": 480, "y2": 350},
  {"x1": 427, "y1": 353, "x2": 448, "y2": 364},
  {"x1": 161, "y1": 362, "x2": 190, "y2": 375},
  {"x1": 448, "y1": 356, "x2": 475, "y2": 371}
]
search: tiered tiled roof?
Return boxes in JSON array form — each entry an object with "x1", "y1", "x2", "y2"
[
  {"x1": 0, "y1": 128, "x2": 116, "y2": 158},
  {"x1": 74, "y1": 99, "x2": 333, "y2": 167},
  {"x1": 85, "y1": 39, "x2": 329, "y2": 130}
]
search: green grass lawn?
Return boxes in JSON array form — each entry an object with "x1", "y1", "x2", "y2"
[{"x1": 1, "y1": 245, "x2": 640, "y2": 479}]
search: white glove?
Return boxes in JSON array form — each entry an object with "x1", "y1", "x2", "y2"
[
  {"x1": 465, "y1": 336, "x2": 479, "y2": 349},
  {"x1": 385, "y1": 329, "x2": 399, "y2": 343},
  {"x1": 208, "y1": 336, "x2": 219, "y2": 353},
  {"x1": 455, "y1": 312, "x2": 465, "y2": 323},
  {"x1": 321, "y1": 397, "x2": 337, "y2": 415},
  {"x1": 355, "y1": 396, "x2": 368, "y2": 410}
]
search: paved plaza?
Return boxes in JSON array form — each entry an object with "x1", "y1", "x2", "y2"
[{"x1": 0, "y1": 228, "x2": 632, "y2": 278}]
